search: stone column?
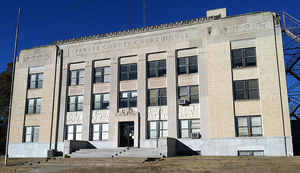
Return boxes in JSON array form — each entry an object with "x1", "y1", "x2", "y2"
[
  {"x1": 110, "y1": 57, "x2": 119, "y2": 147},
  {"x1": 57, "y1": 64, "x2": 69, "y2": 142},
  {"x1": 167, "y1": 50, "x2": 178, "y2": 138},
  {"x1": 137, "y1": 53, "x2": 147, "y2": 146},
  {"x1": 82, "y1": 60, "x2": 93, "y2": 141}
]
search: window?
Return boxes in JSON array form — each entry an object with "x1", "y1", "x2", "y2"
[
  {"x1": 177, "y1": 56, "x2": 198, "y2": 75},
  {"x1": 179, "y1": 119, "x2": 200, "y2": 138},
  {"x1": 178, "y1": 85, "x2": 199, "y2": 103},
  {"x1": 24, "y1": 126, "x2": 40, "y2": 143},
  {"x1": 94, "y1": 66, "x2": 111, "y2": 83},
  {"x1": 92, "y1": 123, "x2": 109, "y2": 141},
  {"x1": 148, "y1": 120, "x2": 168, "y2": 139},
  {"x1": 238, "y1": 150, "x2": 264, "y2": 156},
  {"x1": 231, "y1": 47, "x2": 256, "y2": 68},
  {"x1": 28, "y1": 73, "x2": 43, "y2": 89},
  {"x1": 120, "y1": 63, "x2": 137, "y2": 81},
  {"x1": 147, "y1": 60, "x2": 166, "y2": 78},
  {"x1": 70, "y1": 69, "x2": 85, "y2": 85},
  {"x1": 119, "y1": 91, "x2": 137, "y2": 108},
  {"x1": 68, "y1": 96, "x2": 83, "y2": 112},
  {"x1": 93, "y1": 93, "x2": 109, "y2": 110},
  {"x1": 66, "y1": 124, "x2": 82, "y2": 140},
  {"x1": 148, "y1": 88, "x2": 167, "y2": 106},
  {"x1": 233, "y1": 79, "x2": 259, "y2": 100},
  {"x1": 236, "y1": 116, "x2": 262, "y2": 137},
  {"x1": 26, "y1": 98, "x2": 42, "y2": 114}
]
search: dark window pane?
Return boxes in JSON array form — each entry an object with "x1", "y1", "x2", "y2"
[
  {"x1": 189, "y1": 65, "x2": 198, "y2": 73},
  {"x1": 189, "y1": 56, "x2": 198, "y2": 65},
  {"x1": 178, "y1": 66, "x2": 187, "y2": 74},
  {"x1": 148, "y1": 70, "x2": 156, "y2": 77},
  {"x1": 130, "y1": 64, "x2": 137, "y2": 71},
  {"x1": 120, "y1": 99, "x2": 128, "y2": 108},
  {"x1": 232, "y1": 49, "x2": 243, "y2": 68},
  {"x1": 120, "y1": 72, "x2": 128, "y2": 81},
  {"x1": 245, "y1": 47, "x2": 256, "y2": 57},
  {"x1": 120, "y1": 65, "x2": 128, "y2": 72},
  {"x1": 160, "y1": 97, "x2": 167, "y2": 105},
  {"x1": 129, "y1": 71, "x2": 137, "y2": 80},
  {"x1": 129, "y1": 98, "x2": 137, "y2": 107}
]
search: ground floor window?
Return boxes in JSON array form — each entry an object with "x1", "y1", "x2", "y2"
[
  {"x1": 92, "y1": 123, "x2": 109, "y2": 141},
  {"x1": 66, "y1": 124, "x2": 82, "y2": 140},
  {"x1": 24, "y1": 126, "x2": 40, "y2": 143},
  {"x1": 236, "y1": 116, "x2": 262, "y2": 137},
  {"x1": 238, "y1": 150, "x2": 264, "y2": 156},
  {"x1": 179, "y1": 119, "x2": 200, "y2": 138},
  {"x1": 148, "y1": 120, "x2": 168, "y2": 139}
]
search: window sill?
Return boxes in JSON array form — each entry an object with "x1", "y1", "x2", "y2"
[
  {"x1": 234, "y1": 99, "x2": 260, "y2": 102},
  {"x1": 92, "y1": 109, "x2": 110, "y2": 111},
  {"x1": 94, "y1": 82, "x2": 111, "y2": 84},
  {"x1": 236, "y1": 135, "x2": 263, "y2": 138},
  {"x1": 120, "y1": 79, "x2": 137, "y2": 82},
  {"x1": 147, "y1": 75, "x2": 167, "y2": 79},
  {"x1": 178, "y1": 72, "x2": 198, "y2": 76},
  {"x1": 28, "y1": 88, "x2": 43, "y2": 90},
  {"x1": 25, "y1": 113, "x2": 41, "y2": 115},
  {"x1": 232, "y1": 66, "x2": 257, "y2": 70}
]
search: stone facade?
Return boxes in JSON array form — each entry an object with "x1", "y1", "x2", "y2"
[{"x1": 8, "y1": 9, "x2": 293, "y2": 157}]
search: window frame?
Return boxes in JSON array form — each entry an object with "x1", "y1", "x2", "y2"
[
  {"x1": 94, "y1": 66, "x2": 111, "y2": 83},
  {"x1": 147, "y1": 59, "x2": 166, "y2": 78},
  {"x1": 120, "y1": 63, "x2": 137, "y2": 81},
  {"x1": 231, "y1": 47, "x2": 257, "y2": 68},
  {"x1": 23, "y1": 126, "x2": 40, "y2": 143},
  {"x1": 238, "y1": 150, "x2": 264, "y2": 156},
  {"x1": 92, "y1": 123, "x2": 109, "y2": 141},
  {"x1": 177, "y1": 56, "x2": 198, "y2": 75},
  {"x1": 93, "y1": 93, "x2": 110, "y2": 110},
  {"x1": 28, "y1": 73, "x2": 43, "y2": 89},
  {"x1": 26, "y1": 98, "x2": 42, "y2": 114},
  {"x1": 179, "y1": 119, "x2": 200, "y2": 138},
  {"x1": 65, "y1": 124, "x2": 82, "y2": 141},
  {"x1": 119, "y1": 90, "x2": 137, "y2": 108},
  {"x1": 147, "y1": 120, "x2": 168, "y2": 139},
  {"x1": 235, "y1": 115, "x2": 263, "y2": 137},
  {"x1": 147, "y1": 88, "x2": 167, "y2": 106},
  {"x1": 68, "y1": 95, "x2": 84, "y2": 112},
  {"x1": 233, "y1": 79, "x2": 259, "y2": 100},
  {"x1": 178, "y1": 85, "x2": 199, "y2": 104},
  {"x1": 69, "y1": 69, "x2": 85, "y2": 86}
]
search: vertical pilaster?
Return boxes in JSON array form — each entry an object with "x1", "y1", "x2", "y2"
[
  {"x1": 82, "y1": 60, "x2": 93, "y2": 140},
  {"x1": 137, "y1": 53, "x2": 147, "y2": 144},
  {"x1": 58, "y1": 64, "x2": 68, "y2": 142},
  {"x1": 110, "y1": 57, "x2": 119, "y2": 147},
  {"x1": 167, "y1": 50, "x2": 178, "y2": 138}
]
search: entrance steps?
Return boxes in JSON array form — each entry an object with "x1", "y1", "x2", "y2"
[{"x1": 69, "y1": 148, "x2": 163, "y2": 158}]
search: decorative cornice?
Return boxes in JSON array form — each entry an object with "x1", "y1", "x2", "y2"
[{"x1": 54, "y1": 15, "x2": 222, "y2": 45}]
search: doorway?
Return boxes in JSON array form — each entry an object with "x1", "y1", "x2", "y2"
[{"x1": 119, "y1": 122, "x2": 134, "y2": 147}]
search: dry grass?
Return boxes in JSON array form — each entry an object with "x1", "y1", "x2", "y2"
[{"x1": 0, "y1": 156, "x2": 300, "y2": 173}]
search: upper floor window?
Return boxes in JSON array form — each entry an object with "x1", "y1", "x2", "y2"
[
  {"x1": 178, "y1": 85, "x2": 199, "y2": 104},
  {"x1": 92, "y1": 123, "x2": 109, "y2": 141},
  {"x1": 236, "y1": 116, "x2": 262, "y2": 137},
  {"x1": 148, "y1": 120, "x2": 168, "y2": 139},
  {"x1": 24, "y1": 126, "x2": 40, "y2": 143},
  {"x1": 93, "y1": 93, "x2": 109, "y2": 110},
  {"x1": 148, "y1": 88, "x2": 167, "y2": 106},
  {"x1": 68, "y1": 95, "x2": 83, "y2": 112},
  {"x1": 66, "y1": 124, "x2": 82, "y2": 140},
  {"x1": 28, "y1": 73, "x2": 43, "y2": 89},
  {"x1": 177, "y1": 56, "x2": 198, "y2": 75},
  {"x1": 119, "y1": 91, "x2": 137, "y2": 108},
  {"x1": 231, "y1": 47, "x2": 256, "y2": 68},
  {"x1": 233, "y1": 79, "x2": 259, "y2": 100},
  {"x1": 70, "y1": 69, "x2": 84, "y2": 85},
  {"x1": 179, "y1": 119, "x2": 200, "y2": 138},
  {"x1": 26, "y1": 98, "x2": 41, "y2": 114},
  {"x1": 120, "y1": 63, "x2": 137, "y2": 81},
  {"x1": 94, "y1": 66, "x2": 111, "y2": 83},
  {"x1": 147, "y1": 60, "x2": 166, "y2": 78}
]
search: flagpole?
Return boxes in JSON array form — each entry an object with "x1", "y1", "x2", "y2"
[{"x1": 5, "y1": 8, "x2": 21, "y2": 166}]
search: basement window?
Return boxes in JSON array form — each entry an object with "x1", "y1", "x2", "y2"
[{"x1": 238, "y1": 150, "x2": 264, "y2": 156}]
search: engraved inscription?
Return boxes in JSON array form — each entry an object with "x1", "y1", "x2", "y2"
[{"x1": 147, "y1": 106, "x2": 168, "y2": 120}]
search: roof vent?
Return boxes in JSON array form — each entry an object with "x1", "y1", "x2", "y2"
[{"x1": 206, "y1": 8, "x2": 227, "y2": 18}]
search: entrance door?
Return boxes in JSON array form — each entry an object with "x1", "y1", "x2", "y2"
[{"x1": 119, "y1": 122, "x2": 134, "y2": 147}]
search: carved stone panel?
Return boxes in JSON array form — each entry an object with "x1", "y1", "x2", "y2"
[
  {"x1": 178, "y1": 104, "x2": 200, "y2": 119},
  {"x1": 147, "y1": 106, "x2": 168, "y2": 120},
  {"x1": 92, "y1": 110, "x2": 110, "y2": 123},
  {"x1": 66, "y1": 112, "x2": 83, "y2": 125}
]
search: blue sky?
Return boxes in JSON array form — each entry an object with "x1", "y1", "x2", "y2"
[{"x1": 0, "y1": 0, "x2": 299, "y2": 72}]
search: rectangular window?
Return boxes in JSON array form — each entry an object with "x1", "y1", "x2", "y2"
[
  {"x1": 92, "y1": 123, "x2": 109, "y2": 141},
  {"x1": 68, "y1": 95, "x2": 83, "y2": 112},
  {"x1": 179, "y1": 119, "x2": 200, "y2": 138},
  {"x1": 147, "y1": 60, "x2": 166, "y2": 78},
  {"x1": 24, "y1": 126, "x2": 40, "y2": 143},
  {"x1": 119, "y1": 91, "x2": 137, "y2": 108},
  {"x1": 236, "y1": 116, "x2": 262, "y2": 137},
  {"x1": 26, "y1": 98, "x2": 42, "y2": 114},
  {"x1": 94, "y1": 66, "x2": 111, "y2": 83},
  {"x1": 238, "y1": 150, "x2": 264, "y2": 156},
  {"x1": 178, "y1": 85, "x2": 199, "y2": 104},
  {"x1": 69, "y1": 69, "x2": 85, "y2": 85},
  {"x1": 233, "y1": 79, "x2": 259, "y2": 100},
  {"x1": 66, "y1": 124, "x2": 82, "y2": 140},
  {"x1": 28, "y1": 73, "x2": 43, "y2": 89},
  {"x1": 120, "y1": 63, "x2": 137, "y2": 81},
  {"x1": 177, "y1": 56, "x2": 198, "y2": 75},
  {"x1": 148, "y1": 88, "x2": 167, "y2": 106},
  {"x1": 148, "y1": 120, "x2": 168, "y2": 139},
  {"x1": 93, "y1": 93, "x2": 110, "y2": 110},
  {"x1": 231, "y1": 47, "x2": 256, "y2": 68}
]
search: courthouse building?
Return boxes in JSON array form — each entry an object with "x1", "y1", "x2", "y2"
[{"x1": 8, "y1": 8, "x2": 294, "y2": 157}]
